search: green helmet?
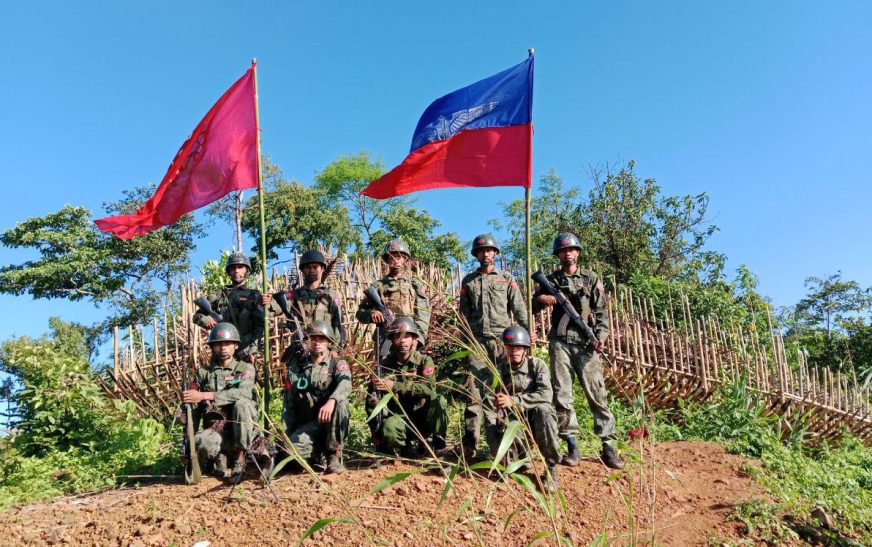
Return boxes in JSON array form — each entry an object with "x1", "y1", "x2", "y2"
[
  {"x1": 501, "y1": 325, "x2": 531, "y2": 348},
  {"x1": 471, "y1": 234, "x2": 500, "y2": 256},
  {"x1": 225, "y1": 252, "x2": 251, "y2": 272},
  {"x1": 388, "y1": 316, "x2": 420, "y2": 338},
  {"x1": 299, "y1": 249, "x2": 327, "y2": 268},
  {"x1": 304, "y1": 321, "x2": 337, "y2": 347},
  {"x1": 208, "y1": 322, "x2": 240, "y2": 344},
  {"x1": 552, "y1": 233, "x2": 581, "y2": 256},
  {"x1": 382, "y1": 239, "x2": 411, "y2": 261}
]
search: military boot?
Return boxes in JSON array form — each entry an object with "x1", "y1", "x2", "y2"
[
  {"x1": 210, "y1": 453, "x2": 228, "y2": 478},
  {"x1": 432, "y1": 435, "x2": 447, "y2": 451},
  {"x1": 325, "y1": 447, "x2": 345, "y2": 475},
  {"x1": 560, "y1": 444, "x2": 580, "y2": 467},
  {"x1": 228, "y1": 454, "x2": 247, "y2": 482},
  {"x1": 600, "y1": 443, "x2": 624, "y2": 470},
  {"x1": 542, "y1": 465, "x2": 559, "y2": 493}
]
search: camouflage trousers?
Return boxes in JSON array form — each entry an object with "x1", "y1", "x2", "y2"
[
  {"x1": 463, "y1": 337, "x2": 505, "y2": 450},
  {"x1": 194, "y1": 398, "x2": 258, "y2": 462},
  {"x1": 379, "y1": 395, "x2": 449, "y2": 452},
  {"x1": 550, "y1": 339, "x2": 616, "y2": 443},
  {"x1": 486, "y1": 402, "x2": 562, "y2": 466},
  {"x1": 283, "y1": 399, "x2": 349, "y2": 461}
]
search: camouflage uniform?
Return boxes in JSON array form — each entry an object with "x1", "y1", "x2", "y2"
[
  {"x1": 193, "y1": 285, "x2": 264, "y2": 361},
  {"x1": 357, "y1": 273, "x2": 430, "y2": 345},
  {"x1": 368, "y1": 348, "x2": 448, "y2": 452},
  {"x1": 193, "y1": 356, "x2": 258, "y2": 463},
  {"x1": 533, "y1": 268, "x2": 616, "y2": 444},
  {"x1": 271, "y1": 286, "x2": 346, "y2": 346},
  {"x1": 459, "y1": 268, "x2": 529, "y2": 450},
  {"x1": 282, "y1": 354, "x2": 351, "y2": 461},
  {"x1": 487, "y1": 356, "x2": 561, "y2": 466}
]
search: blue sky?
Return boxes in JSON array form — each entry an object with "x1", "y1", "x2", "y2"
[{"x1": 1, "y1": 1, "x2": 871, "y2": 355}]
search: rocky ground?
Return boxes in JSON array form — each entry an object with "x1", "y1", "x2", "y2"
[{"x1": 1, "y1": 441, "x2": 764, "y2": 546}]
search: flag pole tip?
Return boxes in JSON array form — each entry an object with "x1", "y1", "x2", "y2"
[{"x1": 528, "y1": 48, "x2": 534, "y2": 56}]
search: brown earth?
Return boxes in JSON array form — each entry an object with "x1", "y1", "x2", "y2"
[{"x1": 1, "y1": 441, "x2": 764, "y2": 546}]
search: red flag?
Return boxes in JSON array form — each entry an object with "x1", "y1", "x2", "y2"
[{"x1": 95, "y1": 64, "x2": 258, "y2": 239}]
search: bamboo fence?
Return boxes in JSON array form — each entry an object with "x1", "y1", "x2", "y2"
[{"x1": 99, "y1": 256, "x2": 872, "y2": 445}]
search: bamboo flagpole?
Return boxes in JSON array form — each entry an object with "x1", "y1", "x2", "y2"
[{"x1": 252, "y1": 59, "x2": 272, "y2": 425}]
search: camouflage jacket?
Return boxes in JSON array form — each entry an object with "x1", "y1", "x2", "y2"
[
  {"x1": 497, "y1": 356, "x2": 552, "y2": 410},
  {"x1": 533, "y1": 268, "x2": 609, "y2": 345},
  {"x1": 378, "y1": 349, "x2": 438, "y2": 411},
  {"x1": 460, "y1": 268, "x2": 529, "y2": 340},
  {"x1": 270, "y1": 285, "x2": 346, "y2": 345},
  {"x1": 356, "y1": 273, "x2": 430, "y2": 343},
  {"x1": 192, "y1": 284, "x2": 264, "y2": 359},
  {"x1": 195, "y1": 357, "x2": 257, "y2": 407},
  {"x1": 283, "y1": 355, "x2": 351, "y2": 426}
]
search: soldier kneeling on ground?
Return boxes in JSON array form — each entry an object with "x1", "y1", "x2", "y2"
[
  {"x1": 489, "y1": 325, "x2": 561, "y2": 493},
  {"x1": 183, "y1": 323, "x2": 258, "y2": 481},
  {"x1": 282, "y1": 321, "x2": 351, "y2": 474},
  {"x1": 368, "y1": 317, "x2": 448, "y2": 458}
]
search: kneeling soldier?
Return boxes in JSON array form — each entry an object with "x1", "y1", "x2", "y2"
[
  {"x1": 490, "y1": 325, "x2": 561, "y2": 492},
  {"x1": 369, "y1": 317, "x2": 448, "y2": 456},
  {"x1": 183, "y1": 323, "x2": 258, "y2": 481},
  {"x1": 283, "y1": 321, "x2": 351, "y2": 474}
]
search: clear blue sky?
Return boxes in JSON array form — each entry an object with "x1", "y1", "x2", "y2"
[{"x1": 1, "y1": 1, "x2": 871, "y2": 354}]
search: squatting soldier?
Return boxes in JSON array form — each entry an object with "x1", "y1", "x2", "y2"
[
  {"x1": 183, "y1": 323, "x2": 258, "y2": 481},
  {"x1": 264, "y1": 249, "x2": 346, "y2": 348},
  {"x1": 282, "y1": 321, "x2": 351, "y2": 474},
  {"x1": 368, "y1": 317, "x2": 448, "y2": 456},
  {"x1": 459, "y1": 233, "x2": 529, "y2": 458},
  {"x1": 357, "y1": 239, "x2": 430, "y2": 349},
  {"x1": 533, "y1": 233, "x2": 623, "y2": 469},
  {"x1": 192, "y1": 252, "x2": 264, "y2": 363},
  {"x1": 491, "y1": 325, "x2": 561, "y2": 492}
]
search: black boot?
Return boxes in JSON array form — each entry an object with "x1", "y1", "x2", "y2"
[
  {"x1": 325, "y1": 446, "x2": 345, "y2": 475},
  {"x1": 432, "y1": 435, "x2": 447, "y2": 451},
  {"x1": 209, "y1": 453, "x2": 228, "y2": 478},
  {"x1": 228, "y1": 453, "x2": 247, "y2": 482},
  {"x1": 560, "y1": 444, "x2": 580, "y2": 467},
  {"x1": 542, "y1": 464, "x2": 559, "y2": 493},
  {"x1": 600, "y1": 443, "x2": 624, "y2": 470}
]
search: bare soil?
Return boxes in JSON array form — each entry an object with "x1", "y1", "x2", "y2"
[{"x1": 1, "y1": 441, "x2": 764, "y2": 546}]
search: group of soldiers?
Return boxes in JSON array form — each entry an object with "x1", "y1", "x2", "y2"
[{"x1": 182, "y1": 233, "x2": 623, "y2": 492}]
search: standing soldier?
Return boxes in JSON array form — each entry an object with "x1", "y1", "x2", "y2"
[
  {"x1": 368, "y1": 317, "x2": 448, "y2": 456},
  {"x1": 533, "y1": 233, "x2": 623, "y2": 469},
  {"x1": 264, "y1": 249, "x2": 346, "y2": 347},
  {"x1": 192, "y1": 252, "x2": 264, "y2": 364},
  {"x1": 183, "y1": 323, "x2": 258, "y2": 481},
  {"x1": 490, "y1": 325, "x2": 561, "y2": 492},
  {"x1": 282, "y1": 321, "x2": 351, "y2": 474},
  {"x1": 459, "y1": 234, "x2": 529, "y2": 459},
  {"x1": 357, "y1": 239, "x2": 430, "y2": 348}
]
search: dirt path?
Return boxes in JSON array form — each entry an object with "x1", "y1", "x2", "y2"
[{"x1": 2, "y1": 441, "x2": 763, "y2": 546}]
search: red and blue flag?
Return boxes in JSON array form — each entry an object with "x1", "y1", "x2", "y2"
[{"x1": 361, "y1": 56, "x2": 533, "y2": 199}]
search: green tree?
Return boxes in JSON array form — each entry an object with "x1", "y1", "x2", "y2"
[{"x1": 369, "y1": 203, "x2": 465, "y2": 269}]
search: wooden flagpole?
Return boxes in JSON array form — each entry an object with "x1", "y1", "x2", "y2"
[{"x1": 525, "y1": 48, "x2": 535, "y2": 335}]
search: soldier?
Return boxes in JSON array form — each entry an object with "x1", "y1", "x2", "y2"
[
  {"x1": 182, "y1": 323, "x2": 258, "y2": 481},
  {"x1": 533, "y1": 233, "x2": 623, "y2": 469},
  {"x1": 368, "y1": 317, "x2": 448, "y2": 456},
  {"x1": 263, "y1": 249, "x2": 346, "y2": 348},
  {"x1": 491, "y1": 325, "x2": 561, "y2": 492},
  {"x1": 192, "y1": 252, "x2": 264, "y2": 364},
  {"x1": 282, "y1": 321, "x2": 351, "y2": 474},
  {"x1": 356, "y1": 239, "x2": 430, "y2": 348},
  {"x1": 459, "y1": 233, "x2": 529, "y2": 458}
]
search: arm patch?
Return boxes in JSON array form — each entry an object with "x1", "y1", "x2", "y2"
[{"x1": 336, "y1": 361, "x2": 350, "y2": 372}]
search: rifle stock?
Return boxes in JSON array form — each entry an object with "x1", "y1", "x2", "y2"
[{"x1": 194, "y1": 296, "x2": 222, "y2": 323}]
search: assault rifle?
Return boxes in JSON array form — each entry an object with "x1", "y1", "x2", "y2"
[
  {"x1": 363, "y1": 286, "x2": 395, "y2": 436},
  {"x1": 181, "y1": 353, "x2": 202, "y2": 485},
  {"x1": 531, "y1": 270, "x2": 614, "y2": 367},
  {"x1": 194, "y1": 296, "x2": 222, "y2": 323},
  {"x1": 273, "y1": 291, "x2": 306, "y2": 362}
]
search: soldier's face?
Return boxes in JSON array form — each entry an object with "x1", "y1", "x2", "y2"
[
  {"x1": 385, "y1": 252, "x2": 407, "y2": 272},
  {"x1": 302, "y1": 263, "x2": 323, "y2": 284},
  {"x1": 210, "y1": 341, "x2": 237, "y2": 361},
  {"x1": 557, "y1": 248, "x2": 579, "y2": 266},
  {"x1": 227, "y1": 264, "x2": 249, "y2": 284},
  {"x1": 306, "y1": 335, "x2": 330, "y2": 356},
  {"x1": 392, "y1": 332, "x2": 416, "y2": 356},
  {"x1": 475, "y1": 247, "x2": 497, "y2": 266},
  {"x1": 505, "y1": 344, "x2": 527, "y2": 367}
]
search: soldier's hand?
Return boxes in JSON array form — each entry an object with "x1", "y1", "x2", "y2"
[
  {"x1": 495, "y1": 393, "x2": 514, "y2": 409},
  {"x1": 372, "y1": 376, "x2": 393, "y2": 392},
  {"x1": 261, "y1": 294, "x2": 271, "y2": 307},
  {"x1": 371, "y1": 310, "x2": 385, "y2": 324},
  {"x1": 183, "y1": 389, "x2": 206, "y2": 404},
  {"x1": 591, "y1": 340, "x2": 602, "y2": 352},
  {"x1": 318, "y1": 398, "x2": 336, "y2": 423},
  {"x1": 536, "y1": 295, "x2": 557, "y2": 307},
  {"x1": 203, "y1": 317, "x2": 217, "y2": 329}
]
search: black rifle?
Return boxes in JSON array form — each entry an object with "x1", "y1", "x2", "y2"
[
  {"x1": 181, "y1": 353, "x2": 202, "y2": 485},
  {"x1": 194, "y1": 296, "x2": 223, "y2": 323},
  {"x1": 363, "y1": 286, "x2": 395, "y2": 437},
  {"x1": 273, "y1": 291, "x2": 306, "y2": 362},
  {"x1": 531, "y1": 270, "x2": 614, "y2": 367}
]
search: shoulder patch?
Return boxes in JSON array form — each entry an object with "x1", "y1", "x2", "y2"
[
  {"x1": 334, "y1": 296, "x2": 342, "y2": 307},
  {"x1": 596, "y1": 280, "x2": 605, "y2": 293},
  {"x1": 336, "y1": 361, "x2": 350, "y2": 372},
  {"x1": 460, "y1": 285, "x2": 467, "y2": 296},
  {"x1": 286, "y1": 290, "x2": 295, "y2": 300},
  {"x1": 417, "y1": 284, "x2": 427, "y2": 297},
  {"x1": 241, "y1": 370, "x2": 255, "y2": 380},
  {"x1": 422, "y1": 365, "x2": 435, "y2": 376}
]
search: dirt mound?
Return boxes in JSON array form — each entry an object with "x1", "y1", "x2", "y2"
[{"x1": 2, "y1": 441, "x2": 763, "y2": 546}]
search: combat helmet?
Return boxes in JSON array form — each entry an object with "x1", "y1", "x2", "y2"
[
  {"x1": 552, "y1": 233, "x2": 582, "y2": 256},
  {"x1": 388, "y1": 316, "x2": 420, "y2": 338},
  {"x1": 501, "y1": 325, "x2": 532, "y2": 348},
  {"x1": 382, "y1": 239, "x2": 411, "y2": 261},
  {"x1": 304, "y1": 321, "x2": 338, "y2": 347},
  {"x1": 471, "y1": 234, "x2": 500, "y2": 256},
  {"x1": 208, "y1": 322, "x2": 241, "y2": 344},
  {"x1": 225, "y1": 252, "x2": 252, "y2": 272},
  {"x1": 299, "y1": 249, "x2": 327, "y2": 268}
]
